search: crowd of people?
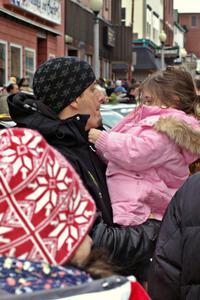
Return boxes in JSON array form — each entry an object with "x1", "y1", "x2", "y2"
[
  {"x1": 0, "y1": 76, "x2": 33, "y2": 116},
  {"x1": 0, "y1": 57, "x2": 200, "y2": 299},
  {"x1": 97, "y1": 78, "x2": 141, "y2": 104}
]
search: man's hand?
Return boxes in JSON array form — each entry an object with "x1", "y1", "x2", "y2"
[{"x1": 88, "y1": 129, "x2": 102, "y2": 144}]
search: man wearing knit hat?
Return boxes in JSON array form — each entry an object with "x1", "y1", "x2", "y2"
[{"x1": 8, "y1": 56, "x2": 160, "y2": 280}]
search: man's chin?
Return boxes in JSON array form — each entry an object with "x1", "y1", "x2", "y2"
[
  {"x1": 85, "y1": 117, "x2": 103, "y2": 130},
  {"x1": 97, "y1": 117, "x2": 103, "y2": 128}
]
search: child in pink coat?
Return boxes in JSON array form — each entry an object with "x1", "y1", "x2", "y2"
[{"x1": 89, "y1": 67, "x2": 200, "y2": 226}]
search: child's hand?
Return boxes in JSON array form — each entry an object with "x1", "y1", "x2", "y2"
[
  {"x1": 88, "y1": 129, "x2": 102, "y2": 144},
  {"x1": 149, "y1": 213, "x2": 155, "y2": 219}
]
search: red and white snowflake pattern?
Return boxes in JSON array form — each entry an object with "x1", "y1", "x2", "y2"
[{"x1": 0, "y1": 128, "x2": 96, "y2": 265}]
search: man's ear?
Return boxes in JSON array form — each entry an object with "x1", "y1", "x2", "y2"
[{"x1": 70, "y1": 98, "x2": 79, "y2": 110}]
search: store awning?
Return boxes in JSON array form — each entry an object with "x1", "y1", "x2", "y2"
[
  {"x1": 112, "y1": 62, "x2": 129, "y2": 70},
  {"x1": 133, "y1": 46, "x2": 158, "y2": 70},
  {"x1": 0, "y1": 8, "x2": 61, "y2": 36}
]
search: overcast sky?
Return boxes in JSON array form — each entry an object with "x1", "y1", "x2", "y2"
[{"x1": 174, "y1": 0, "x2": 200, "y2": 13}]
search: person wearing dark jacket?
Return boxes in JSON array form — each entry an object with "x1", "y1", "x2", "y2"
[
  {"x1": 7, "y1": 56, "x2": 160, "y2": 279},
  {"x1": 148, "y1": 172, "x2": 200, "y2": 300}
]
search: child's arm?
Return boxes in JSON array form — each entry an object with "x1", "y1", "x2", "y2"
[{"x1": 92, "y1": 127, "x2": 173, "y2": 172}]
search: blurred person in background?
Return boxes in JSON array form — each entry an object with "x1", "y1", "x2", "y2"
[
  {"x1": 18, "y1": 77, "x2": 33, "y2": 94},
  {"x1": 0, "y1": 79, "x2": 19, "y2": 115},
  {"x1": 106, "y1": 80, "x2": 115, "y2": 97},
  {"x1": 126, "y1": 82, "x2": 141, "y2": 104},
  {"x1": 115, "y1": 79, "x2": 122, "y2": 87},
  {"x1": 109, "y1": 86, "x2": 128, "y2": 103},
  {"x1": 97, "y1": 77, "x2": 106, "y2": 88},
  {"x1": 6, "y1": 83, "x2": 19, "y2": 95}
]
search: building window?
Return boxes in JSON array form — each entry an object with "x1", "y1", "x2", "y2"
[
  {"x1": 191, "y1": 15, "x2": 197, "y2": 27},
  {"x1": 25, "y1": 48, "x2": 36, "y2": 87},
  {"x1": 0, "y1": 41, "x2": 7, "y2": 87},
  {"x1": 153, "y1": 28, "x2": 159, "y2": 41},
  {"x1": 10, "y1": 44, "x2": 22, "y2": 82},
  {"x1": 152, "y1": 13, "x2": 159, "y2": 44},
  {"x1": 121, "y1": 7, "x2": 126, "y2": 25},
  {"x1": 146, "y1": 7, "x2": 152, "y2": 38},
  {"x1": 146, "y1": 22, "x2": 151, "y2": 38}
]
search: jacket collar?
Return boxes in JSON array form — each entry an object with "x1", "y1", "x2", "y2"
[{"x1": 8, "y1": 92, "x2": 90, "y2": 145}]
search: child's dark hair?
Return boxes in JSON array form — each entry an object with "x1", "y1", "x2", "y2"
[{"x1": 142, "y1": 66, "x2": 200, "y2": 119}]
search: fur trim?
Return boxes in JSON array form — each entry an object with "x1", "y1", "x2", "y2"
[{"x1": 154, "y1": 116, "x2": 200, "y2": 155}]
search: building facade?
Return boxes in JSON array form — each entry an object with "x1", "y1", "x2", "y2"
[
  {"x1": 132, "y1": 0, "x2": 164, "y2": 80},
  {"x1": 65, "y1": 0, "x2": 132, "y2": 81},
  {"x1": 134, "y1": 0, "x2": 164, "y2": 45},
  {"x1": 179, "y1": 13, "x2": 200, "y2": 59},
  {"x1": 111, "y1": 0, "x2": 133, "y2": 80},
  {"x1": 65, "y1": 0, "x2": 113, "y2": 80},
  {"x1": 0, "y1": 0, "x2": 64, "y2": 87}
]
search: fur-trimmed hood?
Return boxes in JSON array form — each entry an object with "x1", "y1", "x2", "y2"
[{"x1": 155, "y1": 116, "x2": 200, "y2": 156}]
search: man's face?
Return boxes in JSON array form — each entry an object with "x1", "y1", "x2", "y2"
[{"x1": 76, "y1": 82, "x2": 105, "y2": 130}]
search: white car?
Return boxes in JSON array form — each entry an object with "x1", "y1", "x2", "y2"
[
  {"x1": 100, "y1": 108, "x2": 123, "y2": 130},
  {"x1": 101, "y1": 104, "x2": 137, "y2": 117}
]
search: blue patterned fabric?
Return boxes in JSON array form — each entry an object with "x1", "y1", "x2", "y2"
[{"x1": 0, "y1": 255, "x2": 92, "y2": 295}]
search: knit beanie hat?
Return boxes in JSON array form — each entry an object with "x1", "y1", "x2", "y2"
[
  {"x1": 0, "y1": 128, "x2": 96, "y2": 265},
  {"x1": 33, "y1": 57, "x2": 96, "y2": 113}
]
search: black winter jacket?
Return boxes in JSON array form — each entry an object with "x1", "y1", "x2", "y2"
[
  {"x1": 149, "y1": 173, "x2": 200, "y2": 300},
  {"x1": 8, "y1": 93, "x2": 160, "y2": 276}
]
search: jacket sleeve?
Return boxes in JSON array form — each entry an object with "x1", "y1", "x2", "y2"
[
  {"x1": 148, "y1": 192, "x2": 182, "y2": 300},
  {"x1": 95, "y1": 128, "x2": 174, "y2": 172},
  {"x1": 91, "y1": 217, "x2": 161, "y2": 274}
]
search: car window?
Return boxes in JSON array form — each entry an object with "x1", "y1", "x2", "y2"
[{"x1": 101, "y1": 110, "x2": 123, "y2": 129}]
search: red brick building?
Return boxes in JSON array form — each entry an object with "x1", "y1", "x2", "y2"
[
  {"x1": 0, "y1": 0, "x2": 65, "y2": 87},
  {"x1": 164, "y1": 0, "x2": 174, "y2": 47},
  {"x1": 179, "y1": 13, "x2": 200, "y2": 58}
]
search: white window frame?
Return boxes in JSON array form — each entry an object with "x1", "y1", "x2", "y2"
[
  {"x1": 10, "y1": 43, "x2": 23, "y2": 79},
  {"x1": 0, "y1": 40, "x2": 8, "y2": 86},
  {"x1": 25, "y1": 47, "x2": 36, "y2": 85}
]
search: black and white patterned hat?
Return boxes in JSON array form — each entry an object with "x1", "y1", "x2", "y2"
[{"x1": 33, "y1": 57, "x2": 95, "y2": 113}]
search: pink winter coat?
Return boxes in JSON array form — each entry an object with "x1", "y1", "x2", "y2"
[{"x1": 95, "y1": 105, "x2": 200, "y2": 226}]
